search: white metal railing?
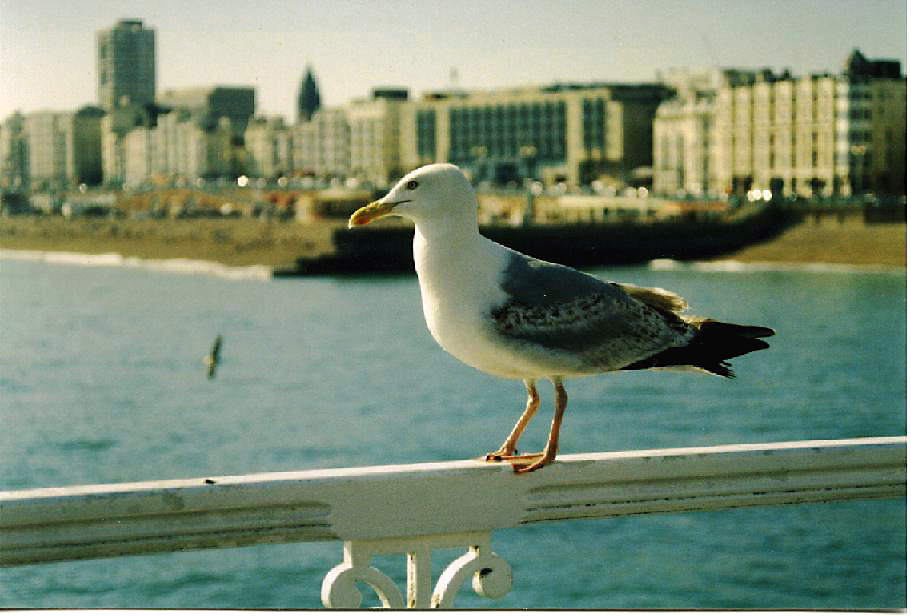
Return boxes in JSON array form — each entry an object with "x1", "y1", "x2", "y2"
[{"x1": 0, "y1": 436, "x2": 905, "y2": 608}]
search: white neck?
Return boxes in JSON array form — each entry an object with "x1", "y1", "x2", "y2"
[
  {"x1": 410, "y1": 207, "x2": 478, "y2": 241},
  {"x1": 412, "y1": 218, "x2": 482, "y2": 275}
]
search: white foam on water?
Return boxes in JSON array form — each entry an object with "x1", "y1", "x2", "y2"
[
  {"x1": 0, "y1": 249, "x2": 273, "y2": 281},
  {"x1": 649, "y1": 258, "x2": 904, "y2": 275}
]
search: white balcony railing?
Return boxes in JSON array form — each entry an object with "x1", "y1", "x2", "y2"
[{"x1": 1, "y1": 436, "x2": 905, "y2": 608}]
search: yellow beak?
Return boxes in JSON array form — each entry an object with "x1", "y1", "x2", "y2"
[{"x1": 348, "y1": 200, "x2": 398, "y2": 228}]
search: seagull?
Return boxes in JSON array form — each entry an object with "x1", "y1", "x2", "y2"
[
  {"x1": 204, "y1": 335, "x2": 223, "y2": 380},
  {"x1": 349, "y1": 164, "x2": 774, "y2": 473}
]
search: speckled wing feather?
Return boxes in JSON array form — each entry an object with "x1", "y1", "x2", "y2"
[{"x1": 489, "y1": 251, "x2": 694, "y2": 373}]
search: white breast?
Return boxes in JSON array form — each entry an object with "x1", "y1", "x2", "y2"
[{"x1": 413, "y1": 230, "x2": 542, "y2": 379}]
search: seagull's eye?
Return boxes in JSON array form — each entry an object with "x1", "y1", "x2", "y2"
[{"x1": 406, "y1": 180, "x2": 419, "y2": 190}]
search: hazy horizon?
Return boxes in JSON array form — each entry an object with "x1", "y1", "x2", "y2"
[{"x1": 0, "y1": 0, "x2": 906, "y2": 121}]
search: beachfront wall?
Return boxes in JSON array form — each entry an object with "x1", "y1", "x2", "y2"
[{"x1": 0, "y1": 436, "x2": 905, "y2": 608}]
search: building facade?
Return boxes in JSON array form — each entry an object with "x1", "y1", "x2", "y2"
[
  {"x1": 653, "y1": 68, "x2": 740, "y2": 197},
  {"x1": 291, "y1": 107, "x2": 350, "y2": 178},
  {"x1": 346, "y1": 88, "x2": 409, "y2": 186},
  {"x1": 25, "y1": 112, "x2": 74, "y2": 191},
  {"x1": 118, "y1": 87, "x2": 256, "y2": 188},
  {"x1": 0, "y1": 112, "x2": 29, "y2": 190},
  {"x1": 101, "y1": 104, "x2": 156, "y2": 187},
  {"x1": 96, "y1": 19, "x2": 157, "y2": 187},
  {"x1": 72, "y1": 106, "x2": 105, "y2": 186},
  {"x1": 399, "y1": 83, "x2": 669, "y2": 187},
  {"x1": 96, "y1": 19, "x2": 156, "y2": 110},
  {"x1": 655, "y1": 51, "x2": 906, "y2": 198},
  {"x1": 244, "y1": 116, "x2": 293, "y2": 179},
  {"x1": 158, "y1": 87, "x2": 255, "y2": 143},
  {"x1": 122, "y1": 112, "x2": 235, "y2": 189},
  {"x1": 0, "y1": 108, "x2": 103, "y2": 191},
  {"x1": 122, "y1": 112, "x2": 230, "y2": 188}
]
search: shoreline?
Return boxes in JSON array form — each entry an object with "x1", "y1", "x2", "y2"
[
  {"x1": 0, "y1": 216, "x2": 905, "y2": 276},
  {"x1": 0, "y1": 217, "x2": 339, "y2": 268},
  {"x1": 714, "y1": 216, "x2": 906, "y2": 269},
  {"x1": 0, "y1": 247, "x2": 274, "y2": 280},
  {"x1": 2, "y1": 247, "x2": 903, "y2": 280}
]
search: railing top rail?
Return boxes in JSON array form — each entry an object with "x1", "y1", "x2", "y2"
[
  {"x1": 3, "y1": 436, "x2": 904, "y2": 500},
  {"x1": 1, "y1": 436, "x2": 905, "y2": 567}
]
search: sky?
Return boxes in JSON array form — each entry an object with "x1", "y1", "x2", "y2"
[{"x1": 0, "y1": 0, "x2": 906, "y2": 122}]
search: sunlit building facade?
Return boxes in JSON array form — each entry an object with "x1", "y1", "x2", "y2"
[
  {"x1": 25, "y1": 112, "x2": 74, "y2": 191},
  {"x1": 656, "y1": 50, "x2": 906, "y2": 198},
  {"x1": 244, "y1": 116, "x2": 292, "y2": 179},
  {"x1": 399, "y1": 83, "x2": 669, "y2": 187},
  {"x1": 291, "y1": 107, "x2": 350, "y2": 178},
  {"x1": 346, "y1": 88, "x2": 409, "y2": 186},
  {"x1": 118, "y1": 87, "x2": 255, "y2": 188},
  {"x1": 652, "y1": 68, "x2": 747, "y2": 197},
  {"x1": 0, "y1": 108, "x2": 104, "y2": 191}
]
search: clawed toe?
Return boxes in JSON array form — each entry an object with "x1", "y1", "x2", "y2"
[
  {"x1": 511, "y1": 455, "x2": 552, "y2": 474},
  {"x1": 485, "y1": 452, "x2": 538, "y2": 462},
  {"x1": 484, "y1": 448, "x2": 518, "y2": 461},
  {"x1": 484, "y1": 451, "x2": 555, "y2": 473}
]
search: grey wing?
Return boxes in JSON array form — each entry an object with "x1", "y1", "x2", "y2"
[{"x1": 491, "y1": 251, "x2": 692, "y2": 371}]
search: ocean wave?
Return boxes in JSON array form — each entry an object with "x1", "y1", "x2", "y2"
[
  {"x1": 649, "y1": 258, "x2": 905, "y2": 275},
  {"x1": 0, "y1": 249, "x2": 273, "y2": 281}
]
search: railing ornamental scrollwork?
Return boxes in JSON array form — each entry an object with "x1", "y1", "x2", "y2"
[{"x1": 321, "y1": 531, "x2": 512, "y2": 609}]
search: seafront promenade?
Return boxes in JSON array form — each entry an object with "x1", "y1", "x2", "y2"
[{"x1": 0, "y1": 211, "x2": 905, "y2": 271}]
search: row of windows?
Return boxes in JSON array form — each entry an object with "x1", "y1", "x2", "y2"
[
  {"x1": 416, "y1": 110, "x2": 436, "y2": 158},
  {"x1": 848, "y1": 130, "x2": 874, "y2": 142},
  {"x1": 448, "y1": 138, "x2": 567, "y2": 162},
  {"x1": 410, "y1": 99, "x2": 612, "y2": 161},
  {"x1": 448, "y1": 103, "x2": 568, "y2": 163},
  {"x1": 582, "y1": 99, "x2": 606, "y2": 150},
  {"x1": 846, "y1": 109, "x2": 874, "y2": 120},
  {"x1": 729, "y1": 85, "x2": 887, "y2": 104},
  {"x1": 449, "y1": 102, "x2": 567, "y2": 123}
]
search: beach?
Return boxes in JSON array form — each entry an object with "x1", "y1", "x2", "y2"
[
  {"x1": 718, "y1": 215, "x2": 906, "y2": 268},
  {"x1": 0, "y1": 214, "x2": 905, "y2": 270},
  {"x1": 0, "y1": 217, "x2": 338, "y2": 268}
]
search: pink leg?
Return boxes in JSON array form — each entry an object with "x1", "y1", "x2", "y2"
[
  {"x1": 486, "y1": 379, "x2": 539, "y2": 460},
  {"x1": 512, "y1": 377, "x2": 567, "y2": 474}
]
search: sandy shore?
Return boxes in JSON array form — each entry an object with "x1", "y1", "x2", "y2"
[
  {"x1": 715, "y1": 216, "x2": 906, "y2": 268},
  {"x1": 0, "y1": 217, "x2": 340, "y2": 268},
  {"x1": 0, "y1": 214, "x2": 905, "y2": 270}
]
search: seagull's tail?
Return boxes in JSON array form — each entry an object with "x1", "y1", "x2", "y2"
[
  {"x1": 682, "y1": 319, "x2": 775, "y2": 378},
  {"x1": 622, "y1": 319, "x2": 775, "y2": 378}
]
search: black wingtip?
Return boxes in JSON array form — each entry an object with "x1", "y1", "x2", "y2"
[{"x1": 707, "y1": 361, "x2": 735, "y2": 379}]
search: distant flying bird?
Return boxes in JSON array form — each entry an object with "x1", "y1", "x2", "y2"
[
  {"x1": 349, "y1": 164, "x2": 775, "y2": 473},
  {"x1": 204, "y1": 335, "x2": 223, "y2": 379}
]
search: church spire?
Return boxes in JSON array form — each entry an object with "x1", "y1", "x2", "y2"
[{"x1": 297, "y1": 65, "x2": 321, "y2": 123}]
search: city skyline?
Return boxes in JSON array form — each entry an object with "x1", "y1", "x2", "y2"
[{"x1": 0, "y1": 0, "x2": 906, "y2": 123}]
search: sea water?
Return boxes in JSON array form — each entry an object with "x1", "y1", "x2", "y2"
[{"x1": 0, "y1": 255, "x2": 905, "y2": 609}]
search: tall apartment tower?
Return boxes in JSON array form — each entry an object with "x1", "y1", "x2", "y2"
[{"x1": 96, "y1": 19, "x2": 156, "y2": 110}]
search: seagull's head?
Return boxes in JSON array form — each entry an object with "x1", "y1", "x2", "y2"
[{"x1": 348, "y1": 163, "x2": 477, "y2": 229}]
